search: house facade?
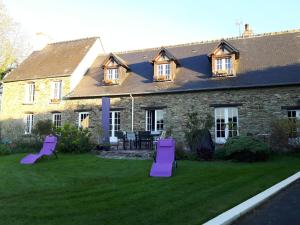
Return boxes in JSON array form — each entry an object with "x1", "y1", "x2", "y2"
[{"x1": 1, "y1": 27, "x2": 300, "y2": 146}]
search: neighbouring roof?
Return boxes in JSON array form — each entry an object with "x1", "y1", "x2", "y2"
[
  {"x1": 70, "y1": 30, "x2": 300, "y2": 98},
  {"x1": 4, "y1": 37, "x2": 99, "y2": 82}
]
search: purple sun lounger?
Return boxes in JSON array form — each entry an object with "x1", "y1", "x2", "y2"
[
  {"x1": 20, "y1": 135, "x2": 58, "y2": 165},
  {"x1": 150, "y1": 138, "x2": 176, "y2": 177}
]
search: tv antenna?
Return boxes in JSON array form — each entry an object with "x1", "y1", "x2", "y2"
[{"x1": 235, "y1": 20, "x2": 243, "y2": 36}]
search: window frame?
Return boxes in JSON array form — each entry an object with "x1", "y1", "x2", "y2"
[
  {"x1": 24, "y1": 114, "x2": 34, "y2": 134},
  {"x1": 145, "y1": 109, "x2": 165, "y2": 133},
  {"x1": 287, "y1": 110, "x2": 300, "y2": 138},
  {"x1": 51, "y1": 80, "x2": 62, "y2": 101},
  {"x1": 24, "y1": 82, "x2": 35, "y2": 104},
  {"x1": 109, "y1": 111, "x2": 121, "y2": 142},
  {"x1": 157, "y1": 63, "x2": 171, "y2": 80},
  {"x1": 214, "y1": 107, "x2": 239, "y2": 144},
  {"x1": 107, "y1": 68, "x2": 119, "y2": 81},
  {"x1": 52, "y1": 113, "x2": 62, "y2": 129},
  {"x1": 215, "y1": 57, "x2": 233, "y2": 75},
  {"x1": 78, "y1": 112, "x2": 90, "y2": 129}
]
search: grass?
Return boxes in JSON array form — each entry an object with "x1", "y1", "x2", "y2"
[{"x1": 0, "y1": 154, "x2": 300, "y2": 225}]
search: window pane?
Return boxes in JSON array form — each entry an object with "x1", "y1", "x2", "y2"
[
  {"x1": 79, "y1": 113, "x2": 89, "y2": 129},
  {"x1": 156, "y1": 110, "x2": 165, "y2": 131}
]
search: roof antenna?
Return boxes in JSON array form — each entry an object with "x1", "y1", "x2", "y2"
[{"x1": 235, "y1": 19, "x2": 243, "y2": 36}]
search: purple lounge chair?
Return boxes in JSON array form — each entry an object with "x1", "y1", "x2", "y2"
[
  {"x1": 20, "y1": 135, "x2": 58, "y2": 165},
  {"x1": 150, "y1": 138, "x2": 176, "y2": 177}
]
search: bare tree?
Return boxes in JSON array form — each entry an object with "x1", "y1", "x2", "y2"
[{"x1": 0, "y1": 0, "x2": 31, "y2": 78}]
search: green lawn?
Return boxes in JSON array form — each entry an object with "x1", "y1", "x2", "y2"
[{"x1": 0, "y1": 154, "x2": 300, "y2": 225}]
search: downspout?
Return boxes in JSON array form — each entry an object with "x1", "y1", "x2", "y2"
[{"x1": 130, "y1": 93, "x2": 134, "y2": 131}]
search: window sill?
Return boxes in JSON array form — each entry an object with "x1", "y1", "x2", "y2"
[
  {"x1": 103, "y1": 80, "x2": 119, "y2": 85},
  {"x1": 23, "y1": 103, "x2": 34, "y2": 105},
  {"x1": 49, "y1": 100, "x2": 62, "y2": 104},
  {"x1": 154, "y1": 79, "x2": 172, "y2": 82}
]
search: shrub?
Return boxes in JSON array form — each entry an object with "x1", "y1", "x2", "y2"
[
  {"x1": 270, "y1": 118, "x2": 300, "y2": 153},
  {"x1": 184, "y1": 111, "x2": 214, "y2": 152},
  {"x1": 32, "y1": 119, "x2": 53, "y2": 140},
  {"x1": 214, "y1": 148, "x2": 227, "y2": 160},
  {"x1": 0, "y1": 119, "x2": 24, "y2": 143},
  {"x1": 175, "y1": 142, "x2": 197, "y2": 160},
  {"x1": 0, "y1": 144, "x2": 12, "y2": 155},
  {"x1": 223, "y1": 136, "x2": 270, "y2": 162},
  {"x1": 55, "y1": 123, "x2": 93, "y2": 153}
]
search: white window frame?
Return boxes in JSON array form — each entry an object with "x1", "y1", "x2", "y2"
[
  {"x1": 78, "y1": 112, "x2": 90, "y2": 129},
  {"x1": 287, "y1": 110, "x2": 300, "y2": 139},
  {"x1": 157, "y1": 63, "x2": 171, "y2": 80},
  {"x1": 51, "y1": 80, "x2": 62, "y2": 101},
  {"x1": 145, "y1": 109, "x2": 165, "y2": 134},
  {"x1": 109, "y1": 111, "x2": 120, "y2": 142},
  {"x1": 107, "y1": 68, "x2": 119, "y2": 80},
  {"x1": 24, "y1": 114, "x2": 34, "y2": 134},
  {"x1": 24, "y1": 83, "x2": 35, "y2": 103},
  {"x1": 215, "y1": 58, "x2": 232, "y2": 74},
  {"x1": 214, "y1": 107, "x2": 239, "y2": 144},
  {"x1": 52, "y1": 113, "x2": 62, "y2": 128}
]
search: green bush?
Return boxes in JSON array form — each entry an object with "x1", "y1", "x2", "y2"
[
  {"x1": 270, "y1": 118, "x2": 300, "y2": 153},
  {"x1": 32, "y1": 119, "x2": 53, "y2": 140},
  {"x1": 55, "y1": 123, "x2": 93, "y2": 153},
  {"x1": 0, "y1": 144, "x2": 12, "y2": 155},
  {"x1": 175, "y1": 142, "x2": 198, "y2": 160},
  {"x1": 223, "y1": 136, "x2": 270, "y2": 162},
  {"x1": 214, "y1": 148, "x2": 227, "y2": 160}
]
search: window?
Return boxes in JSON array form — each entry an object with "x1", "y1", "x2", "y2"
[
  {"x1": 52, "y1": 113, "x2": 62, "y2": 128},
  {"x1": 108, "y1": 68, "x2": 119, "y2": 80},
  {"x1": 24, "y1": 83, "x2": 35, "y2": 103},
  {"x1": 215, "y1": 58, "x2": 232, "y2": 75},
  {"x1": 24, "y1": 114, "x2": 34, "y2": 134},
  {"x1": 146, "y1": 109, "x2": 165, "y2": 133},
  {"x1": 215, "y1": 107, "x2": 238, "y2": 144},
  {"x1": 225, "y1": 58, "x2": 232, "y2": 70},
  {"x1": 109, "y1": 111, "x2": 120, "y2": 142},
  {"x1": 216, "y1": 59, "x2": 222, "y2": 70},
  {"x1": 78, "y1": 112, "x2": 89, "y2": 129},
  {"x1": 51, "y1": 81, "x2": 62, "y2": 101},
  {"x1": 157, "y1": 63, "x2": 171, "y2": 80},
  {"x1": 287, "y1": 110, "x2": 300, "y2": 138}
]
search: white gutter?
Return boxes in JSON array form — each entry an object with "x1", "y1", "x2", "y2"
[{"x1": 130, "y1": 93, "x2": 134, "y2": 131}]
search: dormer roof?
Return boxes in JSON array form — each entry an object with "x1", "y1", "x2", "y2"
[
  {"x1": 208, "y1": 39, "x2": 239, "y2": 58},
  {"x1": 151, "y1": 47, "x2": 180, "y2": 65},
  {"x1": 102, "y1": 53, "x2": 129, "y2": 70}
]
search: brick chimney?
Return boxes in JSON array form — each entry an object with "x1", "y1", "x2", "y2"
[{"x1": 242, "y1": 24, "x2": 253, "y2": 37}]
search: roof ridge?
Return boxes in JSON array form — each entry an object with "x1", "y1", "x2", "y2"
[
  {"x1": 48, "y1": 36, "x2": 99, "y2": 45},
  {"x1": 114, "y1": 29, "x2": 300, "y2": 55}
]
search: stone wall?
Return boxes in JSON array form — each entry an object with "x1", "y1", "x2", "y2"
[{"x1": 1, "y1": 77, "x2": 299, "y2": 146}]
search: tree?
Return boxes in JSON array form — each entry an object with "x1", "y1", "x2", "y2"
[{"x1": 0, "y1": 1, "x2": 31, "y2": 79}]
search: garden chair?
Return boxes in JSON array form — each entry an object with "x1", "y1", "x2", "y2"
[
  {"x1": 138, "y1": 131, "x2": 152, "y2": 149},
  {"x1": 20, "y1": 135, "x2": 58, "y2": 165},
  {"x1": 150, "y1": 138, "x2": 176, "y2": 177},
  {"x1": 126, "y1": 132, "x2": 137, "y2": 149}
]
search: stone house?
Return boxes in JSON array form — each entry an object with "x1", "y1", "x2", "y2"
[{"x1": 1, "y1": 26, "x2": 300, "y2": 146}]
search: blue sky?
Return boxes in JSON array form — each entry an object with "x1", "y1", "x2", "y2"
[{"x1": 3, "y1": 0, "x2": 300, "y2": 52}]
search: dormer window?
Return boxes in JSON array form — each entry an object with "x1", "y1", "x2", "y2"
[
  {"x1": 215, "y1": 58, "x2": 233, "y2": 75},
  {"x1": 152, "y1": 47, "x2": 179, "y2": 82},
  {"x1": 157, "y1": 63, "x2": 171, "y2": 80},
  {"x1": 108, "y1": 68, "x2": 119, "y2": 81},
  {"x1": 209, "y1": 39, "x2": 239, "y2": 77},
  {"x1": 102, "y1": 53, "x2": 129, "y2": 85}
]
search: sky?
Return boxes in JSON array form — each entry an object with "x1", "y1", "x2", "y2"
[{"x1": 3, "y1": 0, "x2": 300, "y2": 52}]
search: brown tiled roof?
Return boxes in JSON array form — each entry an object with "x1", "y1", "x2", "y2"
[
  {"x1": 4, "y1": 37, "x2": 99, "y2": 82},
  {"x1": 70, "y1": 30, "x2": 300, "y2": 98}
]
